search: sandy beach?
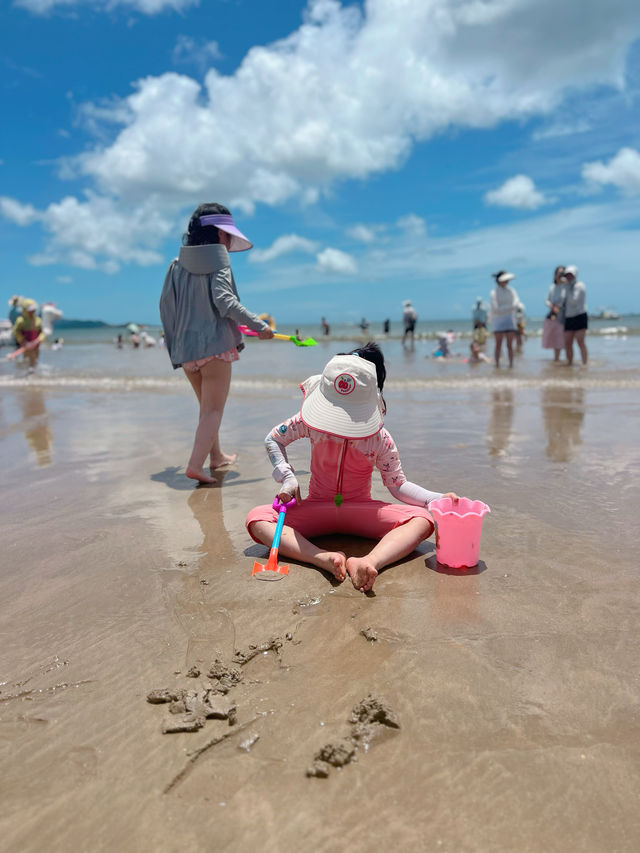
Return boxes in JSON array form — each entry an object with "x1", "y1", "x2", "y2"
[{"x1": 2, "y1": 366, "x2": 640, "y2": 852}]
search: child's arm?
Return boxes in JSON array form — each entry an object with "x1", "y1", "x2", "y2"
[
  {"x1": 264, "y1": 413, "x2": 309, "y2": 500},
  {"x1": 212, "y1": 268, "x2": 271, "y2": 333}
]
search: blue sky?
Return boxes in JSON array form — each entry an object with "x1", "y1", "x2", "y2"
[{"x1": 2, "y1": 0, "x2": 640, "y2": 325}]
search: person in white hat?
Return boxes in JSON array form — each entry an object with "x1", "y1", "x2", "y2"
[
  {"x1": 562, "y1": 265, "x2": 588, "y2": 365},
  {"x1": 489, "y1": 270, "x2": 520, "y2": 367},
  {"x1": 246, "y1": 344, "x2": 462, "y2": 592},
  {"x1": 12, "y1": 299, "x2": 45, "y2": 370},
  {"x1": 160, "y1": 202, "x2": 274, "y2": 483}
]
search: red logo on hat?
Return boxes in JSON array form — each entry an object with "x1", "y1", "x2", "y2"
[{"x1": 334, "y1": 373, "x2": 355, "y2": 395}]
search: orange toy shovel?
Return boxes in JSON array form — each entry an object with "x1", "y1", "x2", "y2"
[{"x1": 252, "y1": 497, "x2": 296, "y2": 581}]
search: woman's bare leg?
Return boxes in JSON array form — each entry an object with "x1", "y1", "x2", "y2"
[
  {"x1": 564, "y1": 330, "x2": 575, "y2": 365},
  {"x1": 346, "y1": 517, "x2": 433, "y2": 593},
  {"x1": 575, "y1": 328, "x2": 588, "y2": 364},
  {"x1": 184, "y1": 359, "x2": 235, "y2": 483},
  {"x1": 553, "y1": 347, "x2": 562, "y2": 361},
  {"x1": 494, "y1": 332, "x2": 504, "y2": 367},
  {"x1": 249, "y1": 521, "x2": 346, "y2": 581},
  {"x1": 505, "y1": 330, "x2": 516, "y2": 368}
]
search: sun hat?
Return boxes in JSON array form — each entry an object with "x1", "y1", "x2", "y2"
[
  {"x1": 564, "y1": 264, "x2": 578, "y2": 278},
  {"x1": 494, "y1": 270, "x2": 515, "y2": 283},
  {"x1": 23, "y1": 299, "x2": 38, "y2": 312},
  {"x1": 198, "y1": 213, "x2": 252, "y2": 252},
  {"x1": 403, "y1": 300, "x2": 412, "y2": 306},
  {"x1": 300, "y1": 354, "x2": 384, "y2": 439},
  {"x1": 8, "y1": 295, "x2": 20, "y2": 306}
]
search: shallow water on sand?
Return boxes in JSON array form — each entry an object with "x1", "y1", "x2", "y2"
[{"x1": 1, "y1": 374, "x2": 640, "y2": 851}]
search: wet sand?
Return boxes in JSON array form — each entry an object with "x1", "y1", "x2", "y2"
[{"x1": 1, "y1": 380, "x2": 640, "y2": 852}]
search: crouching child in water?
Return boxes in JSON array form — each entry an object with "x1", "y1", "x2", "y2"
[{"x1": 245, "y1": 344, "x2": 459, "y2": 592}]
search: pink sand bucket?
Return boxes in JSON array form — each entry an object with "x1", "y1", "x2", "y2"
[{"x1": 429, "y1": 497, "x2": 491, "y2": 568}]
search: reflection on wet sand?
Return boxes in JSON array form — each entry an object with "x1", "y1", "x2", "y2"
[
  {"x1": 541, "y1": 386, "x2": 585, "y2": 463},
  {"x1": 168, "y1": 472, "x2": 238, "y2": 668},
  {"x1": 20, "y1": 389, "x2": 53, "y2": 467},
  {"x1": 486, "y1": 388, "x2": 514, "y2": 458}
]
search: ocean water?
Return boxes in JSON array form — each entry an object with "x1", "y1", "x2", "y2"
[{"x1": 1, "y1": 315, "x2": 639, "y2": 391}]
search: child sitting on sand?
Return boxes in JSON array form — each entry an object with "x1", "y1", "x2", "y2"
[{"x1": 245, "y1": 344, "x2": 459, "y2": 592}]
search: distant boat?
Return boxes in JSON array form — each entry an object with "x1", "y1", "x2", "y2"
[{"x1": 590, "y1": 307, "x2": 620, "y2": 320}]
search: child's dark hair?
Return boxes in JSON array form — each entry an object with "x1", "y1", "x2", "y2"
[
  {"x1": 339, "y1": 341, "x2": 387, "y2": 412},
  {"x1": 183, "y1": 202, "x2": 231, "y2": 246}
]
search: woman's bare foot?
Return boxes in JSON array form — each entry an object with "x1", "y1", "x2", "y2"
[
  {"x1": 209, "y1": 452, "x2": 238, "y2": 469},
  {"x1": 186, "y1": 466, "x2": 217, "y2": 484},
  {"x1": 346, "y1": 557, "x2": 378, "y2": 592},
  {"x1": 313, "y1": 551, "x2": 347, "y2": 582}
]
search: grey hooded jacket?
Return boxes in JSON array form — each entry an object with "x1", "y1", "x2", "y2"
[{"x1": 159, "y1": 243, "x2": 269, "y2": 369}]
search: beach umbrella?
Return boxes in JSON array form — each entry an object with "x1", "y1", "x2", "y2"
[{"x1": 126, "y1": 323, "x2": 140, "y2": 333}]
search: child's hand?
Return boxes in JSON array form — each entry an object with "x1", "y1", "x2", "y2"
[
  {"x1": 277, "y1": 485, "x2": 301, "y2": 505},
  {"x1": 442, "y1": 492, "x2": 460, "y2": 502},
  {"x1": 258, "y1": 328, "x2": 274, "y2": 339}
]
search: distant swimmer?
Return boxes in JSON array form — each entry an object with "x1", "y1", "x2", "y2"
[{"x1": 321, "y1": 316, "x2": 330, "y2": 336}]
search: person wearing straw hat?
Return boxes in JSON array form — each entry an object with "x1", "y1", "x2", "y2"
[
  {"x1": 12, "y1": 299, "x2": 45, "y2": 370},
  {"x1": 160, "y1": 203, "x2": 274, "y2": 484},
  {"x1": 246, "y1": 344, "x2": 460, "y2": 592},
  {"x1": 489, "y1": 270, "x2": 520, "y2": 368}
]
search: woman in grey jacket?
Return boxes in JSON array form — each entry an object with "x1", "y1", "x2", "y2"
[{"x1": 160, "y1": 203, "x2": 273, "y2": 483}]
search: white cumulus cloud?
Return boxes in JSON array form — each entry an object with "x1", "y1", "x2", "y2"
[
  {"x1": 316, "y1": 247, "x2": 357, "y2": 275},
  {"x1": 0, "y1": 196, "x2": 41, "y2": 225},
  {"x1": 250, "y1": 234, "x2": 319, "y2": 263},
  {"x1": 7, "y1": 0, "x2": 640, "y2": 268},
  {"x1": 582, "y1": 147, "x2": 640, "y2": 195},
  {"x1": 484, "y1": 174, "x2": 548, "y2": 210}
]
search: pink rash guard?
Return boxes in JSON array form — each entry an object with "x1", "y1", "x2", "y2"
[{"x1": 245, "y1": 411, "x2": 444, "y2": 542}]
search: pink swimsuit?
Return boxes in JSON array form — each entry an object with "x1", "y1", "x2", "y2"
[{"x1": 245, "y1": 412, "x2": 437, "y2": 541}]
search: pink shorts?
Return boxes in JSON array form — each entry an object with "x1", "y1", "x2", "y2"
[
  {"x1": 183, "y1": 348, "x2": 239, "y2": 373},
  {"x1": 245, "y1": 499, "x2": 434, "y2": 542}
]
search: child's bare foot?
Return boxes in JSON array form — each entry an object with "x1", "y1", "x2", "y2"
[
  {"x1": 346, "y1": 557, "x2": 378, "y2": 592},
  {"x1": 313, "y1": 551, "x2": 347, "y2": 582},
  {"x1": 186, "y1": 466, "x2": 217, "y2": 484},
  {"x1": 209, "y1": 452, "x2": 238, "y2": 469}
]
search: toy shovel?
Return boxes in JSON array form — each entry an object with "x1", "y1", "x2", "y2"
[
  {"x1": 238, "y1": 325, "x2": 317, "y2": 347},
  {"x1": 252, "y1": 497, "x2": 296, "y2": 581}
]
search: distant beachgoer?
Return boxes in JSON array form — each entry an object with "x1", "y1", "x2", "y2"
[
  {"x1": 116, "y1": 334, "x2": 124, "y2": 349},
  {"x1": 140, "y1": 330, "x2": 156, "y2": 347},
  {"x1": 321, "y1": 317, "x2": 330, "y2": 336},
  {"x1": 470, "y1": 322, "x2": 489, "y2": 362},
  {"x1": 542, "y1": 266, "x2": 567, "y2": 361},
  {"x1": 8, "y1": 296, "x2": 22, "y2": 347},
  {"x1": 563, "y1": 265, "x2": 588, "y2": 366},
  {"x1": 160, "y1": 202, "x2": 273, "y2": 484},
  {"x1": 359, "y1": 317, "x2": 370, "y2": 332},
  {"x1": 41, "y1": 302, "x2": 63, "y2": 337},
  {"x1": 51, "y1": 337, "x2": 63, "y2": 351},
  {"x1": 472, "y1": 297, "x2": 488, "y2": 328},
  {"x1": 402, "y1": 300, "x2": 417, "y2": 345},
  {"x1": 433, "y1": 334, "x2": 451, "y2": 359},
  {"x1": 246, "y1": 344, "x2": 460, "y2": 592},
  {"x1": 259, "y1": 313, "x2": 276, "y2": 330},
  {"x1": 130, "y1": 332, "x2": 141, "y2": 348},
  {"x1": 383, "y1": 318, "x2": 390, "y2": 335},
  {"x1": 489, "y1": 271, "x2": 519, "y2": 368},
  {"x1": 12, "y1": 299, "x2": 45, "y2": 370}
]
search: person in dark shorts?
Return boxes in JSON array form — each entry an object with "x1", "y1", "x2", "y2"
[{"x1": 563, "y1": 265, "x2": 588, "y2": 365}]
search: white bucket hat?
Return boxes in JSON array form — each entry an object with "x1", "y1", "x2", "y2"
[
  {"x1": 494, "y1": 270, "x2": 515, "y2": 283},
  {"x1": 564, "y1": 264, "x2": 578, "y2": 278},
  {"x1": 300, "y1": 355, "x2": 383, "y2": 438}
]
